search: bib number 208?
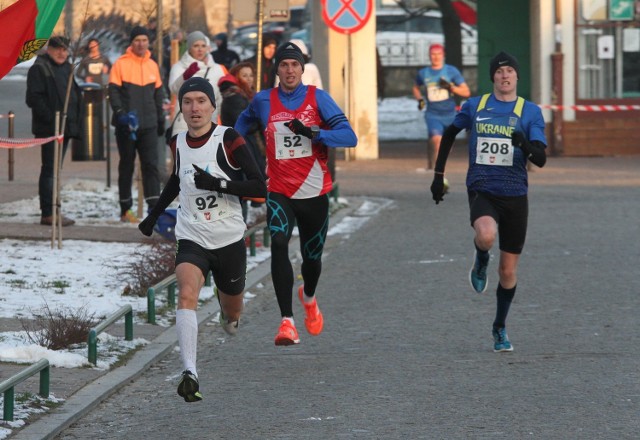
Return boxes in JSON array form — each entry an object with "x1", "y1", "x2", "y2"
[{"x1": 480, "y1": 140, "x2": 510, "y2": 155}]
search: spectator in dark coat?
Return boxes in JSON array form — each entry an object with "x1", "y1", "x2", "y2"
[{"x1": 26, "y1": 36, "x2": 82, "y2": 226}]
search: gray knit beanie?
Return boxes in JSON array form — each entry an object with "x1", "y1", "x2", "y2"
[{"x1": 187, "y1": 31, "x2": 208, "y2": 49}]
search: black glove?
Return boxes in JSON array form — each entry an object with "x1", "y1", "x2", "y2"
[
  {"x1": 157, "y1": 119, "x2": 166, "y2": 137},
  {"x1": 192, "y1": 164, "x2": 221, "y2": 191},
  {"x1": 417, "y1": 99, "x2": 426, "y2": 110},
  {"x1": 430, "y1": 174, "x2": 445, "y2": 204},
  {"x1": 438, "y1": 77, "x2": 453, "y2": 92},
  {"x1": 138, "y1": 214, "x2": 159, "y2": 237},
  {"x1": 284, "y1": 118, "x2": 313, "y2": 139},
  {"x1": 511, "y1": 131, "x2": 531, "y2": 156}
]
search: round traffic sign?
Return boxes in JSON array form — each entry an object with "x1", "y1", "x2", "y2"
[{"x1": 321, "y1": 0, "x2": 373, "y2": 35}]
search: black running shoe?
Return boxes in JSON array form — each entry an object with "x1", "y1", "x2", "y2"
[{"x1": 177, "y1": 370, "x2": 203, "y2": 402}]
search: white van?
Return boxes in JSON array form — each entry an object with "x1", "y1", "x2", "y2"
[{"x1": 376, "y1": 9, "x2": 477, "y2": 67}]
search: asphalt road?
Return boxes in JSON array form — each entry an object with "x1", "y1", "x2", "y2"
[{"x1": 48, "y1": 149, "x2": 640, "y2": 439}]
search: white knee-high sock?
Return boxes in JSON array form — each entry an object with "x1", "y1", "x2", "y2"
[{"x1": 176, "y1": 308, "x2": 198, "y2": 377}]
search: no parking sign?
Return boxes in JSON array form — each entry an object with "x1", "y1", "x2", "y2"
[{"x1": 321, "y1": 0, "x2": 373, "y2": 35}]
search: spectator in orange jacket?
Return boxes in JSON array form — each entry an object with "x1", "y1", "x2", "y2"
[{"x1": 108, "y1": 25, "x2": 165, "y2": 222}]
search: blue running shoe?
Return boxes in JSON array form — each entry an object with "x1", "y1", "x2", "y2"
[
  {"x1": 492, "y1": 327, "x2": 514, "y2": 352},
  {"x1": 469, "y1": 250, "x2": 489, "y2": 293},
  {"x1": 177, "y1": 370, "x2": 203, "y2": 402}
]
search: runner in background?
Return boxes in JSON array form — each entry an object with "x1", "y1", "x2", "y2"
[{"x1": 413, "y1": 44, "x2": 470, "y2": 171}]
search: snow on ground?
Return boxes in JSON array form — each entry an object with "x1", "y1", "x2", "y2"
[{"x1": 0, "y1": 178, "x2": 149, "y2": 227}]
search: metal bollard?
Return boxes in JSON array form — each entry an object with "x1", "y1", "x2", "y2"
[{"x1": 7, "y1": 111, "x2": 14, "y2": 181}]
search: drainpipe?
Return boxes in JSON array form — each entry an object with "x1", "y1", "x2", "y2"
[{"x1": 550, "y1": 0, "x2": 564, "y2": 156}]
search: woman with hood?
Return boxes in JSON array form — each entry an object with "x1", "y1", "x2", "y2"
[{"x1": 211, "y1": 32, "x2": 240, "y2": 70}]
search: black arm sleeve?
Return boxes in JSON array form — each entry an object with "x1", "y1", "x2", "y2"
[
  {"x1": 221, "y1": 130, "x2": 267, "y2": 199},
  {"x1": 434, "y1": 124, "x2": 463, "y2": 174},
  {"x1": 149, "y1": 174, "x2": 180, "y2": 218},
  {"x1": 525, "y1": 140, "x2": 547, "y2": 168}
]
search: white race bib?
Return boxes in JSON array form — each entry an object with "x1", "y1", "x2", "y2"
[
  {"x1": 426, "y1": 85, "x2": 449, "y2": 102},
  {"x1": 186, "y1": 192, "x2": 232, "y2": 223},
  {"x1": 274, "y1": 132, "x2": 312, "y2": 160},
  {"x1": 475, "y1": 136, "x2": 514, "y2": 166}
]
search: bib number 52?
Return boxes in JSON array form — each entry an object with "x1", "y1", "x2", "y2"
[{"x1": 283, "y1": 134, "x2": 303, "y2": 148}]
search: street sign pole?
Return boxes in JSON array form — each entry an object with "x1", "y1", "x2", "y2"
[{"x1": 321, "y1": 0, "x2": 373, "y2": 161}]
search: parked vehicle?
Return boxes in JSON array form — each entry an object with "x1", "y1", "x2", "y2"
[{"x1": 376, "y1": 9, "x2": 477, "y2": 67}]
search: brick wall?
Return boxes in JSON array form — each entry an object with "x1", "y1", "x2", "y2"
[{"x1": 561, "y1": 117, "x2": 640, "y2": 156}]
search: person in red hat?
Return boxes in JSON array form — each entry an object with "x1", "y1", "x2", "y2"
[{"x1": 218, "y1": 63, "x2": 267, "y2": 226}]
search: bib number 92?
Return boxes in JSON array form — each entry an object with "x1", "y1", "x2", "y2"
[{"x1": 195, "y1": 194, "x2": 218, "y2": 211}]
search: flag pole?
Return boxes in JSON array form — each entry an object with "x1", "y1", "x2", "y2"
[
  {"x1": 51, "y1": 111, "x2": 60, "y2": 249},
  {"x1": 53, "y1": 5, "x2": 90, "y2": 248}
]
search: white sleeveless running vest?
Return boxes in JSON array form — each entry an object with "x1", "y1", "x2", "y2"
[{"x1": 174, "y1": 125, "x2": 245, "y2": 249}]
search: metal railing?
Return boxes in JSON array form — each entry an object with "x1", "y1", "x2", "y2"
[
  {"x1": 246, "y1": 222, "x2": 270, "y2": 257},
  {"x1": 87, "y1": 305, "x2": 133, "y2": 365},
  {"x1": 0, "y1": 359, "x2": 50, "y2": 421},
  {"x1": 147, "y1": 274, "x2": 177, "y2": 325},
  {"x1": 146, "y1": 270, "x2": 212, "y2": 324}
]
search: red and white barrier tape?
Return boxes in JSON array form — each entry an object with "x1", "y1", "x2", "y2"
[
  {"x1": 540, "y1": 104, "x2": 640, "y2": 111},
  {"x1": 0, "y1": 135, "x2": 63, "y2": 149}
]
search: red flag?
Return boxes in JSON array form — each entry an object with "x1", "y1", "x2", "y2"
[{"x1": 0, "y1": 0, "x2": 66, "y2": 79}]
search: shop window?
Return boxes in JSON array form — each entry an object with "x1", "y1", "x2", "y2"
[{"x1": 576, "y1": 0, "x2": 640, "y2": 99}]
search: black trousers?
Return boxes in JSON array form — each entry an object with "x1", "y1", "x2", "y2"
[{"x1": 115, "y1": 126, "x2": 160, "y2": 215}]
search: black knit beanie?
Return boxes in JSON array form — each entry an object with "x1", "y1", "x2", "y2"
[
  {"x1": 489, "y1": 51, "x2": 520, "y2": 82},
  {"x1": 179, "y1": 77, "x2": 216, "y2": 111},
  {"x1": 274, "y1": 41, "x2": 305, "y2": 72},
  {"x1": 130, "y1": 26, "x2": 150, "y2": 42}
]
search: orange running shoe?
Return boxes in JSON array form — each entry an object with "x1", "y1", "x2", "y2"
[
  {"x1": 298, "y1": 285, "x2": 324, "y2": 336},
  {"x1": 274, "y1": 318, "x2": 300, "y2": 346}
]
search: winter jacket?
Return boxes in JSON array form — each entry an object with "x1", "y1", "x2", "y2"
[
  {"x1": 168, "y1": 51, "x2": 227, "y2": 136},
  {"x1": 108, "y1": 47, "x2": 164, "y2": 130},
  {"x1": 26, "y1": 54, "x2": 82, "y2": 138}
]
